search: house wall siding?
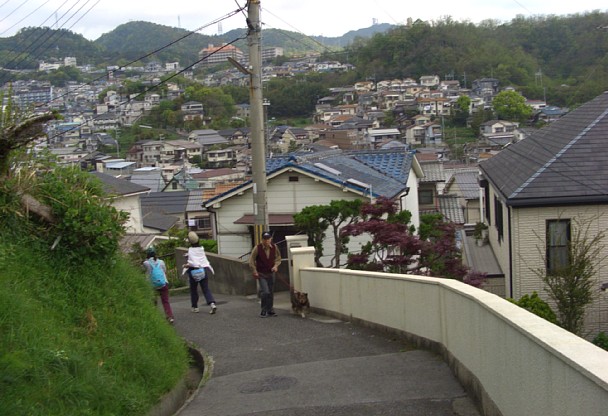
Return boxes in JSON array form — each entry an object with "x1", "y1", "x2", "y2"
[
  {"x1": 509, "y1": 205, "x2": 608, "y2": 337},
  {"x1": 213, "y1": 171, "x2": 365, "y2": 260},
  {"x1": 113, "y1": 195, "x2": 144, "y2": 233}
]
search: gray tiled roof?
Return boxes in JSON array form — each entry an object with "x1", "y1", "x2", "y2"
[
  {"x1": 437, "y1": 195, "x2": 465, "y2": 225},
  {"x1": 419, "y1": 161, "x2": 445, "y2": 183},
  {"x1": 141, "y1": 191, "x2": 189, "y2": 216},
  {"x1": 91, "y1": 171, "x2": 149, "y2": 196},
  {"x1": 480, "y1": 91, "x2": 608, "y2": 207},
  {"x1": 129, "y1": 170, "x2": 165, "y2": 192},
  {"x1": 449, "y1": 171, "x2": 480, "y2": 200}
]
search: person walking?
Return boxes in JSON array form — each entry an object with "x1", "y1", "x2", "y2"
[
  {"x1": 185, "y1": 231, "x2": 217, "y2": 314},
  {"x1": 143, "y1": 247, "x2": 175, "y2": 324},
  {"x1": 249, "y1": 231, "x2": 281, "y2": 318}
]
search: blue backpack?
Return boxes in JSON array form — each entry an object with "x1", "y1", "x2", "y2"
[{"x1": 149, "y1": 259, "x2": 167, "y2": 288}]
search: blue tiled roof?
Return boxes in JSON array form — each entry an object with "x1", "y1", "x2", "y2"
[{"x1": 206, "y1": 149, "x2": 414, "y2": 205}]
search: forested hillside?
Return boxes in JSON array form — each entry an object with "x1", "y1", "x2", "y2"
[
  {"x1": 345, "y1": 12, "x2": 608, "y2": 107},
  {"x1": 1, "y1": 13, "x2": 608, "y2": 107}
]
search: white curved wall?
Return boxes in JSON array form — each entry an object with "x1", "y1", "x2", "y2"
[{"x1": 291, "y1": 248, "x2": 608, "y2": 416}]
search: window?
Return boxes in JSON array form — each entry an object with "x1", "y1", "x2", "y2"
[
  {"x1": 484, "y1": 183, "x2": 491, "y2": 225},
  {"x1": 546, "y1": 219, "x2": 571, "y2": 275},
  {"x1": 194, "y1": 217, "x2": 211, "y2": 229},
  {"x1": 288, "y1": 176, "x2": 299, "y2": 182},
  {"x1": 494, "y1": 196, "x2": 503, "y2": 241},
  {"x1": 419, "y1": 189, "x2": 434, "y2": 205}
]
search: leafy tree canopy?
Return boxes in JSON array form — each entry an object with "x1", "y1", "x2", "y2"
[{"x1": 492, "y1": 90, "x2": 533, "y2": 122}]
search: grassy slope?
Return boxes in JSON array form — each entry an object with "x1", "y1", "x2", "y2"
[{"x1": 0, "y1": 236, "x2": 189, "y2": 416}]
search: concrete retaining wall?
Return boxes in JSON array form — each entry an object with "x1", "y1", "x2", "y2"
[
  {"x1": 175, "y1": 248, "x2": 290, "y2": 296},
  {"x1": 290, "y1": 247, "x2": 608, "y2": 416}
]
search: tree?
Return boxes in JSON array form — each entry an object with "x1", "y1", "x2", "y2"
[
  {"x1": 532, "y1": 217, "x2": 606, "y2": 335},
  {"x1": 0, "y1": 91, "x2": 57, "y2": 176},
  {"x1": 492, "y1": 90, "x2": 533, "y2": 122},
  {"x1": 418, "y1": 213, "x2": 469, "y2": 281},
  {"x1": 293, "y1": 199, "x2": 362, "y2": 268},
  {"x1": 342, "y1": 197, "x2": 420, "y2": 273},
  {"x1": 342, "y1": 200, "x2": 485, "y2": 286},
  {"x1": 453, "y1": 95, "x2": 471, "y2": 126}
]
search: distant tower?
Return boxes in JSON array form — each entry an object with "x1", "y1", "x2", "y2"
[
  {"x1": 218, "y1": 22, "x2": 223, "y2": 35},
  {"x1": 372, "y1": 18, "x2": 378, "y2": 26},
  {"x1": 178, "y1": 16, "x2": 181, "y2": 29}
]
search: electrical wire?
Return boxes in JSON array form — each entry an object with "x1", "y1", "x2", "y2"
[
  {"x1": 0, "y1": 0, "x2": 52, "y2": 36},
  {"x1": 0, "y1": 0, "x2": 31, "y2": 25}
]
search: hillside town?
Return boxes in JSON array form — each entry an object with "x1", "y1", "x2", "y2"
[
  {"x1": 4, "y1": 41, "x2": 608, "y2": 337},
  {"x1": 3, "y1": 4, "x2": 608, "y2": 414}
]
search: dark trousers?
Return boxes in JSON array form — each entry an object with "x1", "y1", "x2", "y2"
[
  {"x1": 258, "y1": 272, "x2": 275, "y2": 313},
  {"x1": 188, "y1": 268, "x2": 215, "y2": 308},
  {"x1": 156, "y1": 284, "x2": 174, "y2": 319}
]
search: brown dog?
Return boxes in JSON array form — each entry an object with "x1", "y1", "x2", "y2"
[{"x1": 290, "y1": 290, "x2": 310, "y2": 318}]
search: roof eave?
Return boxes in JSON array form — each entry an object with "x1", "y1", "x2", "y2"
[{"x1": 508, "y1": 195, "x2": 608, "y2": 208}]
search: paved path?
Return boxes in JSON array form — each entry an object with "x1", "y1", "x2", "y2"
[{"x1": 171, "y1": 291, "x2": 481, "y2": 416}]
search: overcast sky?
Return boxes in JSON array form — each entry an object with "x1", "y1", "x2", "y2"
[{"x1": 0, "y1": 0, "x2": 606, "y2": 41}]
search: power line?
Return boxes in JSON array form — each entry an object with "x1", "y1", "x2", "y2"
[{"x1": 0, "y1": 0, "x2": 52, "y2": 36}]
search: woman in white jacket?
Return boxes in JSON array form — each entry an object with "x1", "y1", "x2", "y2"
[{"x1": 185, "y1": 231, "x2": 217, "y2": 314}]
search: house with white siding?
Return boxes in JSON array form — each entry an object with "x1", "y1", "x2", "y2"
[
  {"x1": 203, "y1": 149, "x2": 423, "y2": 263},
  {"x1": 478, "y1": 91, "x2": 608, "y2": 336}
]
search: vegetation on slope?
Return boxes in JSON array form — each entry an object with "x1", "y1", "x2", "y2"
[{"x1": 0, "y1": 163, "x2": 190, "y2": 415}]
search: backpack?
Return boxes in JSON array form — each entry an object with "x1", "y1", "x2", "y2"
[{"x1": 149, "y1": 259, "x2": 167, "y2": 288}]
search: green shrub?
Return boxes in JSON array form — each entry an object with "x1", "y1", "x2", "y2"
[
  {"x1": 0, "y1": 166, "x2": 190, "y2": 415},
  {"x1": 508, "y1": 292, "x2": 558, "y2": 325},
  {"x1": 592, "y1": 332, "x2": 608, "y2": 351}
]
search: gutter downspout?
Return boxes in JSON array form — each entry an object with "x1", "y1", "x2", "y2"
[{"x1": 508, "y1": 205, "x2": 513, "y2": 298}]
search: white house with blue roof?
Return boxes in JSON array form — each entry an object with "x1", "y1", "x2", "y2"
[{"x1": 203, "y1": 149, "x2": 423, "y2": 263}]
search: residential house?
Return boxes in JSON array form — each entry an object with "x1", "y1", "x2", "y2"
[
  {"x1": 354, "y1": 81, "x2": 375, "y2": 93},
  {"x1": 205, "y1": 147, "x2": 238, "y2": 168},
  {"x1": 479, "y1": 120, "x2": 519, "y2": 147},
  {"x1": 185, "y1": 189, "x2": 212, "y2": 239},
  {"x1": 478, "y1": 91, "x2": 608, "y2": 335},
  {"x1": 142, "y1": 140, "x2": 163, "y2": 167},
  {"x1": 417, "y1": 159, "x2": 446, "y2": 214},
  {"x1": 419, "y1": 75, "x2": 440, "y2": 88},
  {"x1": 181, "y1": 101, "x2": 204, "y2": 122},
  {"x1": 188, "y1": 129, "x2": 229, "y2": 150},
  {"x1": 416, "y1": 96, "x2": 451, "y2": 117},
  {"x1": 47, "y1": 147, "x2": 89, "y2": 166},
  {"x1": 536, "y1": 106, "x2": 568, "y2": 123},
  {"x1": 404, "y1": 121, "x2": 442, "y2": 146},
  {"x1": 191, "y1": 168, "x2": 246, "y2": 189},
  {"x1": 367, "y1": 128, "x2": 402, "y2": 148},
  {"x1": 443, "y1": 169, "x2": 481, "y2": 225},
  {"x1": 318, "y1": 127, "x2": 363, "y2": 150},
  {"x1": 472, "y1": 78, "x2": 499, "y2": 105},
  {"x1": 129, "y1": 167, "x2": 166, "y2": 192},
  {"x1": 91, "y1": 171, "x2": 149, "y2": 234},
  {"x1": 218, "y1": 128, "x2": 250, "y2": 145},
  {"x1": 163, "y1": 169, "x2": 200, "y2": 192},
  {"x1": 162, "y1": 140, "x2": 202, "y2": 164},
  {"x1": 202, "y1": 149, "x2": 422, "y2": 261},
  {"x1": 102, "y1": 160, "x2": 137, "y2": 177},
  {"x1": 140, "y1": 191, "x2": 189, "y2": 234}
]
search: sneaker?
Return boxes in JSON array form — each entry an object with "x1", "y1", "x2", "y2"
[
  {"x1": 168, "y1": 317, "x2": 175, "y2": 324},
  {"x1": 209, "y1": 303, "x2": 217, "y2": 314},
  {"x1": 267, "y1": 310, "x2": 277, "y2": 317},
  {"x1": 192, "y1": 307, "x2": 199, "y2": 313},
  {"x1": 259, "y1": 311, "x2": 268, "y2": 318}
]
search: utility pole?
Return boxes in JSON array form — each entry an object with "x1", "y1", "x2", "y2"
[{"x1": 247, "y1": 0, "x2": 269, "y2": 245}]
